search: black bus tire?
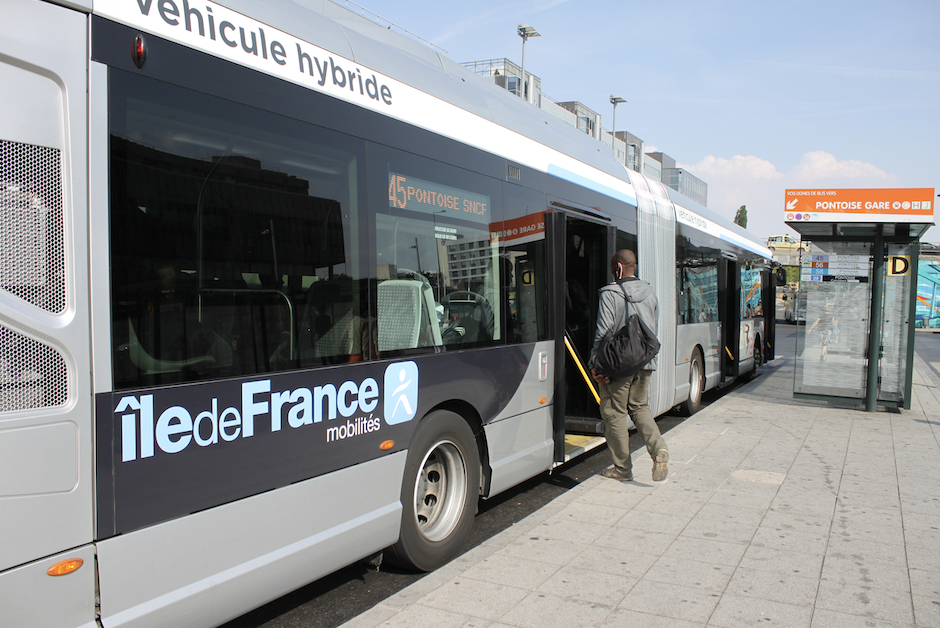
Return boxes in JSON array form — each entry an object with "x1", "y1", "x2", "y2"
[
  {"x1": 387, "y1": 410, "x2": 480, "y2": 572},
  {"x1": 679, "y1": 350, "x2": 704, "y2": 416},
  {"x1": 746, "y1": 336, "x2": 763, "y2": 381}
]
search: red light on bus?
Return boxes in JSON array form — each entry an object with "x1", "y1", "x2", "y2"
[
  {"x1": 133, "y1": 34, "x2": 147, "y2": 68},
  {"x1": 380, "y1": 440, "x2": 394, "y2": 450},
  {"x1": 47, "y1": 558, "x2": 83, "y2": 577},
  {"x1": 539, "y1": 397, "x2": 547, "y2": 404}
]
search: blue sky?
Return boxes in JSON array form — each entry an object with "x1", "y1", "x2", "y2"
[{"x1": 343, "y1": 0, "x2": 940, "y2": 242}]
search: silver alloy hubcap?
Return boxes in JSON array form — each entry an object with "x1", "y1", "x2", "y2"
[{"x1": 413, "y1": 439, "x2": 468, "y2": 542}]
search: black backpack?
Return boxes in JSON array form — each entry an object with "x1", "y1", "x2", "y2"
[{"x1": 594, "y1": 283, "x2": 661, "y2": 379}]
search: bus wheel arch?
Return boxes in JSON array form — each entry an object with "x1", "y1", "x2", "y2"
[
  {"x1": 679, "y1": 347, "x2": 704, "y2": 416},
  {"x1": 386, "y1": 408, "x2": 482, "y2": 572},
  {"x1": 429, "y1": 399, "x2": 488, "y2": 495}
]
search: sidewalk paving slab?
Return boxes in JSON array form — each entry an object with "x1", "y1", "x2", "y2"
[{"x1": 339, "y1": 352, "x2": 940, "y2": 628}]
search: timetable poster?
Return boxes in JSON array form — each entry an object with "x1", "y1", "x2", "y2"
[
  {"x1": 801, "y1": 254, "x2": 870, "y2": 283},
  {"x1": 795, "y1": 249, "x2": 872, "y2": 399}
]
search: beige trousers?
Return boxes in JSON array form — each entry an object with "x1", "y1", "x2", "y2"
[{"x1": 598, "y1": 370, "x2": 667, "y2": 475}]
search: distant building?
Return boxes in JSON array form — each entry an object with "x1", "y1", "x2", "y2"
[
  {"x1": 460, "y1": 59, "x2": 541, "y2": 104},
  {"x1": 555, "y1": 102, "x2": 601, "y2": 140},
  {"x1": 646, "y1": 152, "x2": 708, "y2": 207},
  {"x1": 461, "y1": 58, "x2": 709, "y2": 207},
  {"x1": 614, "y1": 131, "x2": 644, "y2": 174},
  {"x1": 444, "y1": 235, "x2": 490, "y2": 289}
]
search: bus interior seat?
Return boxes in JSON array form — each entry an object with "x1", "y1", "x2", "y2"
[
  {"x1": 377, "y1": 279, "x2": 442, "y2": 351},
  {"x1": 314, "y1": 310, "x2": 358, "y2": 358},
  {"x1": 441, "y1": 291, "x2": 493, "y2": 344},
  {"x1": 314, "y1": 314, "x2": 332, "y2": 338},
  {"x1": 377, "y1": 280, "x2": 423, "y2": 352},
  {"x1": 127, "y1": 319, "x2": 218, "y2": 375},
  {"x1": 299, "y1": 280, "x2": 360, "y2": 363}
]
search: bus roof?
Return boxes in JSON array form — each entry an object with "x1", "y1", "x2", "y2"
[{"x1": 92, "y1": 0, "x2": 768, "y2": 257}]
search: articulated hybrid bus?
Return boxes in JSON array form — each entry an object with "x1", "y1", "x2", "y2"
[{"x1": 0, "y1": 1, "x2": 777, "y2": 626}]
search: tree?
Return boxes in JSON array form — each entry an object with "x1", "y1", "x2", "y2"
[{"x1": 734, "y1": 205, "x2": 747, "y2": 228}]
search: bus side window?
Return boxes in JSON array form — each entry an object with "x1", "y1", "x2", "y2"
[
  {"x1": 108, "y1": 79, "x2": 366, "y2": 390},
  {"x1": 676, "y1": 239, "x2": 719, "y2": 324}
]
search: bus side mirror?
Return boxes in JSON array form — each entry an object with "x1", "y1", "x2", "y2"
[{"x1": 774, "y1": 267, "x2": 787, "y2": 286}]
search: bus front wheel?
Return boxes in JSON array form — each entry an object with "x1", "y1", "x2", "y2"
[{"x1": 387, "y1": 410, "x2": 480, "y2": 572}]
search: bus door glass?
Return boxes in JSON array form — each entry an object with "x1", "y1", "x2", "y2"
[
  {"x1": 740, "y1": 260, "x2": 762, "y2": 365},
  {"x1": 561, "y1": 215, "x2": 609, "y2": 434},
  {"x1": 718, "y1": 255, "x2": 741, "y2": 382}
]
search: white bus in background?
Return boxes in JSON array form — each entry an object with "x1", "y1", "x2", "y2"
[{"x1": 0, "y1": 1, "x2": 776, "y2": 626}]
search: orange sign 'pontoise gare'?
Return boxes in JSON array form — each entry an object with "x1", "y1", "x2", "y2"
[{"x1": 785, "y1": 188, "x2": 935, "y2": 223}]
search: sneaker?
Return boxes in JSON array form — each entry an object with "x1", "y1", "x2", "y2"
[
  {"x1": 601, "y1": 466, "x2": 634, "y2": 482},
  {"x1": 652, "y1": 450, "x2": 669, "y2": 482}
]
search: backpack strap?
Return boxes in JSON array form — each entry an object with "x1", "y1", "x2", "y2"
[{"x1": 616, "y1": 282, "x2": 631, "y2": 330}]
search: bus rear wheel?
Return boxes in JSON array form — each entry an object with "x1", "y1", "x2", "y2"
[
  {"x1": 387, "y1": 410, "x2": 479, "y2": 572},
  {"x1": 747, "y1": 336, "x2": 763, "y2": 381},
  {"x1": 679, "y1": 350, "x2": 704, "y2": 416}
]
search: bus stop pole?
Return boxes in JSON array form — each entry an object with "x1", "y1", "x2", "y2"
[{"x1": 866, "y1": 226, "x2": 885, "y2": 412}]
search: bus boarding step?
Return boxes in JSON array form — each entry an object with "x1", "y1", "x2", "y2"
[{"x1": 565, "y1": 416, "x2": 605, "y2": 436}]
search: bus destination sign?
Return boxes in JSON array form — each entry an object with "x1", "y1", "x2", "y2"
[{"x1": 389, "y1": 172, "x2": 490, "y2": 224}]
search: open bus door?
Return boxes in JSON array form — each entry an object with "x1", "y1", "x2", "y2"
[
  {"x1": 763, "y1": 266, "x2": 785, "y2": 362},
  {"x1": 548, "y1": 211, "x2": 613, "y2": 462},
  {"x1": 718, "y1": 254, "x2": 742, "y2": 385}
]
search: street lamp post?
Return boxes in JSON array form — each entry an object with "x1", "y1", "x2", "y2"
[
  {"x1": 610, "y1": 95, "x2": 626, "y2": 158},
  {"x1": 517, "y1": 24, "x2": 540, "y2": 102}
]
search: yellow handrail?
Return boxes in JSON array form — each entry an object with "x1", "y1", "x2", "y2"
[{"x1": 564, "y1": 334, "x2": 601, "y2": 405}]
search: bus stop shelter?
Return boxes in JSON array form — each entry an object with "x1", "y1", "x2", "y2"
[{"x1": 784, "y1": 188, "x2": 935, "y2": 411}]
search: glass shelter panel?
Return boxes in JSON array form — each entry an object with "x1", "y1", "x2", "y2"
[
  {"x1": 880, "y1": 244, "x2": 913, "y2": 402},
  {"x1": 917, "y1": 260, "x2": 940, "y2": 328},
  {"x1": 794, "y1": 242, "x2": 872, "y2": 399}
]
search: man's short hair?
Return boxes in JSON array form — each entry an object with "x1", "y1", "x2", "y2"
[{"x1": 611, "y1": 249, "x2": 636, "y2": 271}]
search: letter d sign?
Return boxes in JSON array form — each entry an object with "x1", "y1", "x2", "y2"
[{"x1": 888, "y1": 256, "x2": 910, "y2": 277}]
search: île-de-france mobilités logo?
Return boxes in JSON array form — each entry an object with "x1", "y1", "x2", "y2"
[{"x1": 384, "y1": 361, "x2": 419, "y2": 425}]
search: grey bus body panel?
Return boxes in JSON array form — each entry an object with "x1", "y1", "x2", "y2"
[
  {"x1": 0, "y1": 544, "x2": 97, "y2": 628},
  {"x1": 630, "y1": 172, "x2": 678, "y2": 417},
  {"x1": 0, "y1": 0, "x2": 93, "y2": 583},
  {"x1": 97, "y1": 451, "x2": 405, "y2": 628},
  {"x1": 483, "y1": 340, "x2": 554, "y2": 497},
  {"x1": 484, "y1": 407, "x2": 553, "y2": 497},
  {"x1": 89, "y1": 58, "x2": 113, "y2": 398},
  {"x1": 675, "y1": 322, "x2": 722, "y2": 404}
]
